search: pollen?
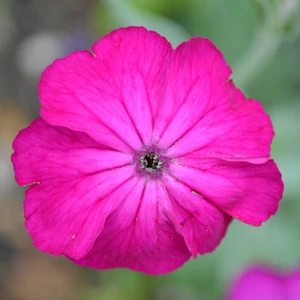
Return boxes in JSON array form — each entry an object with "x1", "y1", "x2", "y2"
[{"x1": 140, "y1": 152, "x2": 165, "y2": 174}]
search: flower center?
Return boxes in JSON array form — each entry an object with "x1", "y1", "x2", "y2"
[{"x1": 140, "y1": 152, "x2": 165, "y2": 174}]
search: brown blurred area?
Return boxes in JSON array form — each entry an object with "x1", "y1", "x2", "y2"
[{"x1": 0, "y1": 1, "x2": 96, "y2": 299}]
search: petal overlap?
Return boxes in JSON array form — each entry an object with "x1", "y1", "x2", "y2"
[
  {"x1": 169, "y1": 157, "x2": 283, "y2": 225},
  {"x1": 163, "y1": 174, "x2": 232, "y2": 257},
  {"x1": 39, "y1": 27, "x2": 173, "y2": 152},
  {"x1": 73, "y1": 179, "x2": 191, "y2": 274},
  {"x1": 154, "y1": 38, "x2": 273, "y2": 162},
  {"x1": 12, "y1": 119, "x2": 136, "y2": 259}
]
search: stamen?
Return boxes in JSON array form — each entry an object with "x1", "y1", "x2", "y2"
[{"x1": 140, "y1": 151, "x2": 165, "y2": 174}]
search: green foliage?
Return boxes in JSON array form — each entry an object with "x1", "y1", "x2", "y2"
[{"x1": 91, "y1": 0, "x2": 190, "y2": 46}]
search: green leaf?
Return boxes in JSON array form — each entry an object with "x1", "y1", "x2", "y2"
[{"x1": 96, "y1": 0, "x2": 191, "y2": 47}]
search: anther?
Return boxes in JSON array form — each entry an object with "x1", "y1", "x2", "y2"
[{"x1": 140, "y1": 152, "x2": 165, "y2": 174}]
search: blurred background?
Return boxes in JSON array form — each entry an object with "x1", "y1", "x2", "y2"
[{"x1": 0, "y1": 0, "x2": 299, "y2": 299}]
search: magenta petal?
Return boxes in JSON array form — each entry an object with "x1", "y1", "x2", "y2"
[
  {"x1": 227, "y1": 266, "x2": 285, "y2": 300},
  {"x1": 154, "y1": 37, "x2": 273, "y2": 162},
  {"x1": 12, "y1": 119, "x2": 135, "y2": 259},
  {"x1": 227, "y1": 266, "x2": 300, "y2": 300},
  {"x1": 287, "y1": 269, "x2": 300, "y2": 299},
  {"x1": 163, "y1": 174, "x2": 231, "y2": 257},
  {"x1": 73, "y1": 179, "x2": 191, "y2": 275},
  {"x1": 170, "y1": 158, "x2": 283, "y2": 226},
  {"x1": 39, "y1": 27, "x2": 173, "y2": 151}
]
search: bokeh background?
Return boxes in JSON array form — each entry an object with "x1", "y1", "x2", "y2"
[{"x1": 0, "y1": 0, "x2": 300, "y2": 299}]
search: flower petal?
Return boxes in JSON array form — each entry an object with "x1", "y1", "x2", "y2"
[
  {"x1": 287, "y1": 269, "x2": 300, "y2": 298},
  {"x1": 39, "y1": 26, "x2": 173, "y2": 152},
  {"x1": 154, "y1": 37, "x2": 273, "y2": 162},
  {"x1": 12, "y1": 119, "x2": 135, "y2": 259},
  {"x1": 163, "y1": 174, "x2": 232, "y2": 257},
  {"x1": 73, "y1": 179, "x2": 191, "y2": 275},
  {"x1": 227, "y1": 266, "x2": 284, "y2": 300},
  {"x1": 169, "y1": 158, "x2": 283, "y2": 226}
]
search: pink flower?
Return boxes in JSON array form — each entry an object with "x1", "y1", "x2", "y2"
[
  {"x1": 226, "y1": 266, "x2": 300, "y2": 300},
  {"x1": 12, "y1": 27, "x2": 283, "y2": 275}
]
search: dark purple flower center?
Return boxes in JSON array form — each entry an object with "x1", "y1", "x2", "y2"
[{"x1": 140, "y1": 152, "x2": 165, "y2": 174}]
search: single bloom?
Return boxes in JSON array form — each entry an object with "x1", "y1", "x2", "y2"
[
  {"x1": 225, "y1": 265, "x2": 300, "y2": 300},
  {"x1": 12, "y1": 26, "x2": 284, "y2": 275}
]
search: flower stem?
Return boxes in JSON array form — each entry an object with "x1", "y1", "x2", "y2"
[
  {"x1": 232, "y1": 0, "x2": 299, "y2": 89},
  {"x1": 232, "y1": 30, "x2": 280, "y2": 88}
]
